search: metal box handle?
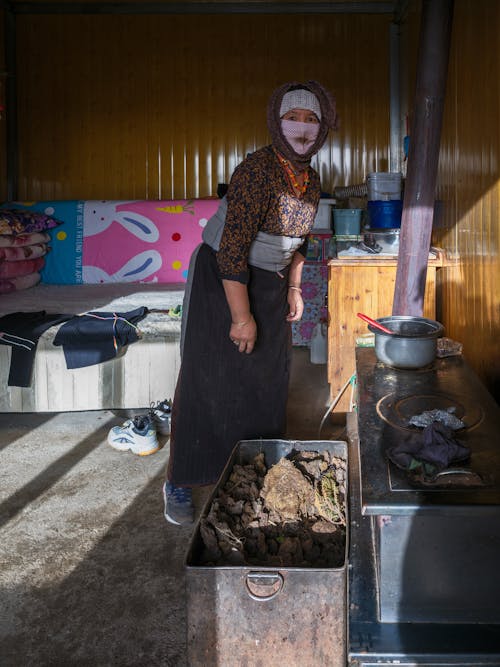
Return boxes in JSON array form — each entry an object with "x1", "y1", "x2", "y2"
[{"x1": 246, "y1": 572, "x2": 284, "y2": 601}]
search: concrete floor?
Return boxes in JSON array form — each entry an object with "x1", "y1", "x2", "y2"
[{"x1": 0, "y1": 348, "x2": 345, "y2": 666}]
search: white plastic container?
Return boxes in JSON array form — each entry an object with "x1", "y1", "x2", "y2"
[
  {"x1": 313, "y1": 198, "x2": 336, "y2": 230},
  {"x1": 366, "y1": 172, "x2": 402, "y2": 201},
  {"x1": 310, "y1": 322, "x2": 328, "y2": 364}
]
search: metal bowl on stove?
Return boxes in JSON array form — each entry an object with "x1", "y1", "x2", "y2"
[{"x1": 367, "y1": 315, "x2": 444, "y2": 369}]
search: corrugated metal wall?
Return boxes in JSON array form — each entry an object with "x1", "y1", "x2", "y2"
[
  {"x1": 11, "y1": 11, "x2": 392, "y2": 200},
  {"x1": 431, "y1": 0, "x2": 500, "y2": 397},
  {"x1": 0, "y1": 10, "x2": 6, "y2": 195},
  {"x1": 3, "y1": 2, "x2": 498, "y2": 398}
]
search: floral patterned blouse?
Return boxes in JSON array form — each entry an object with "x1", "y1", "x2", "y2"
[{"x1": 216, "y1": 145, "x2": 321, "y2": 283}]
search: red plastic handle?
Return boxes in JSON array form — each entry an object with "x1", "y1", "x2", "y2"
[{"x1": 356, "y1": 312, "x2": 394, "y2": 335}]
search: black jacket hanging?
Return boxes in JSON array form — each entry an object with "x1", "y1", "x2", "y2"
[
  {"x1": 52, "y1": 307, "x2": 148, "y2": 369},
  {"x1": 0, "y1": 311, "x2": 74, "y2": 387}
]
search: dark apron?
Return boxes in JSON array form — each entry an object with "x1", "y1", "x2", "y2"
[{"x1": 167, "y1": 243, "x2": 291, "y2": 486}]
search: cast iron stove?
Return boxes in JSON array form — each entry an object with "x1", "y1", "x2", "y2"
[{"x1": 348, "y1": 348, "x2": 500, "y2": 666}]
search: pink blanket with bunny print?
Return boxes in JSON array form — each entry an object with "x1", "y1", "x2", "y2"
[
  {"x1": 4, "y1": 199, "x2": 220, "y2": 284},
  {"x1": 82, "y1": 199, "x2": 219, "y2": 283}
]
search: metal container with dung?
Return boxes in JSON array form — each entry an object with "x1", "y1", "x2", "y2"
[{"x1": 186, "y1": 439, "x2": 348, "y2": 667}]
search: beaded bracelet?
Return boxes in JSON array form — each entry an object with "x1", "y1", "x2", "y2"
[{"x1": 288, "y1": 285, "x2": 302, "y2": 293}]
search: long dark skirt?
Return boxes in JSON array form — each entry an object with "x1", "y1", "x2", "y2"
[{"x1": 167, "y1": 243, "x2": 292, "y2": 486}]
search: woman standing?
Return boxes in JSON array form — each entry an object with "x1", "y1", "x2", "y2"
[{"x1": 164, "y1": 80, "x2": 337, "y2": 525}]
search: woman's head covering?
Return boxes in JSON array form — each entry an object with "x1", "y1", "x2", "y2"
[
  {"x1": 279, "y1": 89, "x2": 322, "y2": 121},
  {"x1": 267, "y1": 80, "x2": 338, "y2": 172}
]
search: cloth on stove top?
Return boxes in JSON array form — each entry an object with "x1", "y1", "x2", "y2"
[
  {"x1": 387, "y1": 421, "x2": 471, "y2": 482},
  {"x1": 407, "y1": 407, "x2": 466, "y2": 430}
]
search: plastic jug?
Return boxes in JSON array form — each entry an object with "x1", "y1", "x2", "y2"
[{"x1": 310, "y1": 322, "x2": 328, "y2": 364}]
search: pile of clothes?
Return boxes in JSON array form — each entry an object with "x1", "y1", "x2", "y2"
[{"x1": 386, "y1": 407, "x2": 479, "y2": 485}]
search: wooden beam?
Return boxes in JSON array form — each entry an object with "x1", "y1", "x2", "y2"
[
  {"x1": 10, "y1": 2, "x2": 396, "y2": 16},
  {"x1": 392, "y1": 0, "x2": 453, "y2": 316}
]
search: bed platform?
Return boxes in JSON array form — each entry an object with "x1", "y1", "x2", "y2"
[{"x1": 0, "y1": 283, "x2": 184, "y2": 412}]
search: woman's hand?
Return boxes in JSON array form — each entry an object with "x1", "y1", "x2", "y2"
[
  {"x1": 230, "y1": 315, "x2": 257, "y2": 354},
  {"x1": 286, "y1": 286, "x2": 304, "y2": 322},
  {"x1": 222, "y1": 279, "x2": 257, "y2": 354}
]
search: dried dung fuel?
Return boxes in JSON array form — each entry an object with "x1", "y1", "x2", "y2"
[{"x1": 198, "y1": 450, "x2": 346, "y2": 568}]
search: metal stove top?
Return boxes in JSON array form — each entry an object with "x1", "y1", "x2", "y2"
[
  {"x1": 376, "y1": 389, "x2": 484, "y2": 432},
  {"x1": 349, "y1": 348, "x2": 500, "y2": 662},
  {"x1": 355, "y1": 348, "x2": 500, "y2": 514}
]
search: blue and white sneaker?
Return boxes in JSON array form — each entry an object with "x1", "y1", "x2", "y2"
[
  {"x1": 150, "y1": 399, "x2": 172, "y2": 436},
  {"x1": 162, "y1": 481, "x2": 194, "y2": 525},
  {"x1": 107, "y1": 414, "x2": 159, "y2": 456}
]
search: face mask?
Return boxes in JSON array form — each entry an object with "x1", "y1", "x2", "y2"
[{"x1": 281, "y1": 119, "x2": 320, "y2": 155}]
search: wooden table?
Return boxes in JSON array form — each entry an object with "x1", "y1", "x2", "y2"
[{"x1": 327, "y1": 254, "x2": 443, "y2": 411}]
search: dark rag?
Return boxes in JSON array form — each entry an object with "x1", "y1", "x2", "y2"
[
  {"x1": 0, "y1": 311, "x2": 74, "y2": 386},
  {"x1": 387, "y1": 421, "x2": 470, "y2": 481},
  {"x1": 52, "y1": 307, "x2": 148, "y2": 369}
]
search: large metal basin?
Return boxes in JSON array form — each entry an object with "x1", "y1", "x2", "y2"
[{"x1": 185, "y1": 439, "x2": 348, "y2": 667}]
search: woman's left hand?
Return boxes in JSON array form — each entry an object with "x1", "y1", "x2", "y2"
[{"x1": 286, "y1": 288, "x2": 304, "y2": 322}]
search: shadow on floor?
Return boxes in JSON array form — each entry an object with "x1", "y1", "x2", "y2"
[
  {"x1": 1, "y1": 469, "x2": 203, "y2": 666},
  {"x1": 0, "y1": 347, "x2": 346, "y2": 666}
]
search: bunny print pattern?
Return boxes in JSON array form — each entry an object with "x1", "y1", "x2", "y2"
[{"x1": 81, "y1": 199, "x2": 219, "y2": 284}]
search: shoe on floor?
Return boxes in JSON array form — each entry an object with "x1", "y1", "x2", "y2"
[
  {"x1": 107, "y1": 414, "x2": 160, "y2": 456},
  {"x1": 163, "y1": 481, "x2": 194, "y2": 525},
  {"x1": 150, "y1": 398, "x2": 172, "y2": 436}
]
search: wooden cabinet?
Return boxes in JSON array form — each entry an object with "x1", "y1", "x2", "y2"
[{"x1": 327, "y1": 257, "x2": 441, "y2": 411}]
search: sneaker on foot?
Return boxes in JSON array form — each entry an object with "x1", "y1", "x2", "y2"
[
  {"x1": 150, "y1": 399, "x2": 172, "y2": 436},
  {"x1": 107, "y1": 414, "x2": 160, "y2": 456},
  {"x1": 163, "y1": 481, "x2": 194, "y2": 525}
]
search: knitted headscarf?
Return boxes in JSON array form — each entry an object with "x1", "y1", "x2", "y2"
[{"x1": 267, "y1": 80, "x2": 338, "y2": 172}]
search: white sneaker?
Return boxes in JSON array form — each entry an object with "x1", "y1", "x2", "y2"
[
  {"x1": 150, "y1": 399, "x2": 172, "y2": 436},
  {"x1": 107, "y1": 414, "x2": 159, "y2": 456}
]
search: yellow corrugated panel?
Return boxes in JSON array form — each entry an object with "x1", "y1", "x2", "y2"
[
  {"x1": 8, "y1": 0, "x2": 395, "y2": 6},
  {"x1": 15, "y1": 12, "x2": 391, "y2": 200},
  {"x1": 0, "y1": 10, "x2": 6, "y2": 200},
  {"x1": 432, "y1": 0, "x2": 500, "y2": 396}
]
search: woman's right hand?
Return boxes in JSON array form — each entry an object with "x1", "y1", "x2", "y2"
[{"x1": 230, "y1": 314, "x2": 257, "y2": 354}]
